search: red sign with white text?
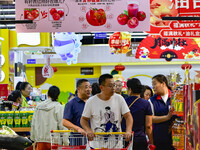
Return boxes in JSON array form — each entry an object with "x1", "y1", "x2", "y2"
[
  {"x1": 147, "y1": 0, "x2": 200, "y2": 38},
  {"x1": 135, "y1": 35, "x2": 200, "y2": 61}
]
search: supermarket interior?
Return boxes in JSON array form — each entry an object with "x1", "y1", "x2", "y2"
[{"x1": 0, "y1": 0, "x2": 200, "y2": 150}]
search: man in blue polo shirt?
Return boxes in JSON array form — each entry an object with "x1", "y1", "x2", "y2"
[{"x1": 63, "y1": 79, "x2": 92, "y2": 145}]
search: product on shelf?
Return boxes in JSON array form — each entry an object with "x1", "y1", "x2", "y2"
[
  {"x1": 0, "y1": 110, "x2": 34, "y2": 128},
  {"x1": 14, "y1": 111, "x2": 21, "y2": 127},
  {"x1": 172, "y1": 86, "x2": 184, "y2": 116},
  {"x1": 0, "y1": 111, "x2": 7, "y2": 127},
  {"x1": 21, "y1": 111, "x2": 28, "y2": 127},
  {"x1": 6, "y1": 111, "x2": 14, "y2": 128},
  {"x1": 172, "y1": 118, "x2": 184, "y2": 150}
]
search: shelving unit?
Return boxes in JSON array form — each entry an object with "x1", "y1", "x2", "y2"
[{"x1": 0, "y1": 127, "x2": 31, "y2": 132}]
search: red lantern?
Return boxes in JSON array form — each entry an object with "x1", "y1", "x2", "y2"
[
  {"x1": 115, "y1": 65, "x2": 125, "y2": 71},
  {"x1": 52, "y1": 67, "x2": 58, "y2": 72},
  {"x1": 181, "y1": 63, "x2": 192, "y2": 70}
]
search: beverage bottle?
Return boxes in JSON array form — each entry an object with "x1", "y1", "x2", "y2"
[{"x1": 172, "y1": 118, "x2": 184, "y2": 149}]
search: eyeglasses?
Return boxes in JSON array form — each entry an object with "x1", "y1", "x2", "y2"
[
  {"x1": 103, "y1": 84, "x2": 116, "y2": 88},
  {"x1": 115, "y1": 84, "x2": 122, "y2": 87}
]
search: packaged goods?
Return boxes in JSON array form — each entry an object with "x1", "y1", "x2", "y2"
[
  {"x1": 0, "y1": 111, "x2": 7, "y2": 127},
  {"x1": 172, "y1": 118, "x2": 184, "y2": 149},
  {"x1": 20, "y1": 111, "x2": 28, "y2": 127},
  {"x1": 6, "y1": 111, "x2": 14, "y2": 128},
  {"x1": 14, "y1": 111, "x2": 21, "y2": 127}
]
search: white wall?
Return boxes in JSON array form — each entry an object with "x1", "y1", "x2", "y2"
[{"x1": 101, "y1": 64, "x2": 200, "y2": 87}]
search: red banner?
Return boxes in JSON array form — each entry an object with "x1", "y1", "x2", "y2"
[
  {"x1": 135, "y1": 35, "x2": 200, "y2": 61},
  {"x1": 0, "y1": 84, "x2": 8, "y2": 100},
  {"x1": 147, "y1": 0, "x2": 200, "y2": 37}
]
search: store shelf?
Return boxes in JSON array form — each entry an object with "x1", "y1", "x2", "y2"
[{"x1": 0, "y1": 127, "x2": 31, "y2": 132}]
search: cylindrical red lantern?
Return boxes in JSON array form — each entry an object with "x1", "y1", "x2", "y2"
[
  {"x1": 181, "y1": 63, "x2": 192, "y2": 70},
  {"x1": 115, "y1": 65, "x2": 125, "y2": 71}
]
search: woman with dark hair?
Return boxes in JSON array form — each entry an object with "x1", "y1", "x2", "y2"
[
  {"x1": 149, "y1": 74, "x2": 175, "y2": 150},
  {"x1": 20, "y1": 82, "x2": 32, "y2": 107},
  {"x1": 140, "y1": 85, "x2": 153, "y2": 100},
  {"x1": 31, "y1": 86, "x2": 67, "y2": 150},
  {"x1": 121, "y1": 78, "x2": 153, "y2": 150},
  {"x1": 7, "y1": 90, "x2": 23, "y2": 110}
]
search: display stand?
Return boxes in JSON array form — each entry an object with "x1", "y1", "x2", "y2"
[{"x1": 182, "y1": 64, "x2": 200, "y2": 150}]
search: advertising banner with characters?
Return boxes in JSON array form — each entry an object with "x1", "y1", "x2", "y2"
[
  {"x1": 148, "y1": 0, "x2": 200, "y2": 38},
  {"x1": 15, "y1": 0, "x2": 150, "y2": 32},
  {"x1": 135, "y1": 35, "x2": 200, "y2": 61}
]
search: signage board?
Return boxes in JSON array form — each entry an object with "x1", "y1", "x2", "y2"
[
  {"x1": 136, "y1": 35, "x2": 200, "y2": 61},
  {"x1": 16, "y1": 0, "x2": 150, "y2": 32},
  {"x1": 95, "y1": 32, "x2": 107, "y2": 39},
  {"x1": 27, "y1": 59, "x2": 36, "y2": 64},
  {"x1": 81, "y1": 67, "x2": 93, "y2": 75},
  {"x1": 147, "y1": 0, "x2": 200, "y2": 38}
]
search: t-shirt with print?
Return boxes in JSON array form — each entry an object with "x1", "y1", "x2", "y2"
[{"x1": 82, "y1": 93, "x2": 130, "y2": 148}]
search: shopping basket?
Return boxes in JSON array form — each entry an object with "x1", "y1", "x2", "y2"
[
  {"x1": 50, "y1": 130, "x2": 87, "y2": 150},
  {"x1": 86, "y1": 132, "x2": 134, "y2": 150}
]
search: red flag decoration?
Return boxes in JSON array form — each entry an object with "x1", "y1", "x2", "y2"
[{"x1": 135, "y1": 35, "x2": 200, "y2": 61}]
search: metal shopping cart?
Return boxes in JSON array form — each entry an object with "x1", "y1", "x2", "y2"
[
  {"x1": 50, "y1": 130, "x2": 87, "y2": 150},
  {"x1": 86, "y1": 132, "x2": 134, "y2": 150}
]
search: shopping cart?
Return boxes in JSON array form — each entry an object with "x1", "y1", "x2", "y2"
[
  {"x1": 50, "y1": 130, "x2": 87, "y2": 150},
  {"x1": 86, "y1": 132, "x2": 134, "y2": 150}
]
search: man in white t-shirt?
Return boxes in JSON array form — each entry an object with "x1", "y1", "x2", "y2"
[{"x1": 80, "y1": 74, "x2": 133, "y2": 148}]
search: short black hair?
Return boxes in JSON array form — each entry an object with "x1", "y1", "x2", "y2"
[
  {"x1": 127, "y1": 78, "x2": 143, "y2": 94},
  {"x1": 92, "y1": 82, "x2": 101, "y2": 95},
  {"x1": 76, "y1": 79, "x2": 89, "y2": 88},
  {"x1": 99, "y1": 74, "x2": 113, "y2": 85},
  {"x1": 140, "y1": 85, "x2": 153, "y2": 98},
  {"x1": 7, "y1": 90, "x2": 22, "y2": 102},
  {"x1": 15, "y1": 81, "x2": 22, "y2": 90},
  {"x1": 20, "y1": 82, "x2": 30, "y2": 91},
  {"x1": 48, "y1": 86, "x2": 60, "y2": 101}
]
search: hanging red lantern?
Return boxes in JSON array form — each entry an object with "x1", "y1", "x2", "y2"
[
  {"x1": 52, "y1": 67, "x2": 58, "y2": 72},
  {"x1": 181, "y1": 63, "x2": 192, "y2": 70},
  {"x1": 115, "y1": 64, "x2": 125, "y2": 71}
]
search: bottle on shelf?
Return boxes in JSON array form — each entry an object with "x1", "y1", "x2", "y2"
[{"x1": 172, "y1": 118, "x2": 184, "y2": 150}]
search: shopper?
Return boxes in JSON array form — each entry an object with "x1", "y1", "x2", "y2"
[
  {"x1": 149, "y1": 74, "x2": 175, "y2": 150},
  {"x1": 91, "y1": 82, "x2": 101, "y2": 96},
  {"x1": 121, "y1": 78, "x2": 153, "y2": 150},
  {"x1": 31, "y1": 86, "x2": 67, "y2": 150},
  {"x1": 114, "y1": 80, "x2": 128, "y2": 98},
  {"x1": 80, "y1": 74, "x2": 133, "y2": 148},
  {"x1": 7, "y1": 90, "x2": 23, "y2": 111},
  {"x1": 63, "y1": 79, "x2": 92, "y2": 145},
  {"x1": 140, "y1": 85, "x2": 154, "y2": 100},
  {"x1": 20, "y1": 82, "x2": 32, "y2": 107}
]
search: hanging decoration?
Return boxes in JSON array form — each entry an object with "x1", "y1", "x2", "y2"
[
  {"x1": 53, "y1": 32, "x2": 82, "y2": 65},
  {"x1": 136, "y1": 35, "x2": 200, "y2": 61},
  {"x1": 109, "y1": 32, "x2": 131, "y2": 54},
  {"x1": 115, "y1": 64, "x2": 125, "y2": 71},
  {"x1": 42, "y1": 55, "x2": 54, "y2": 78}
]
